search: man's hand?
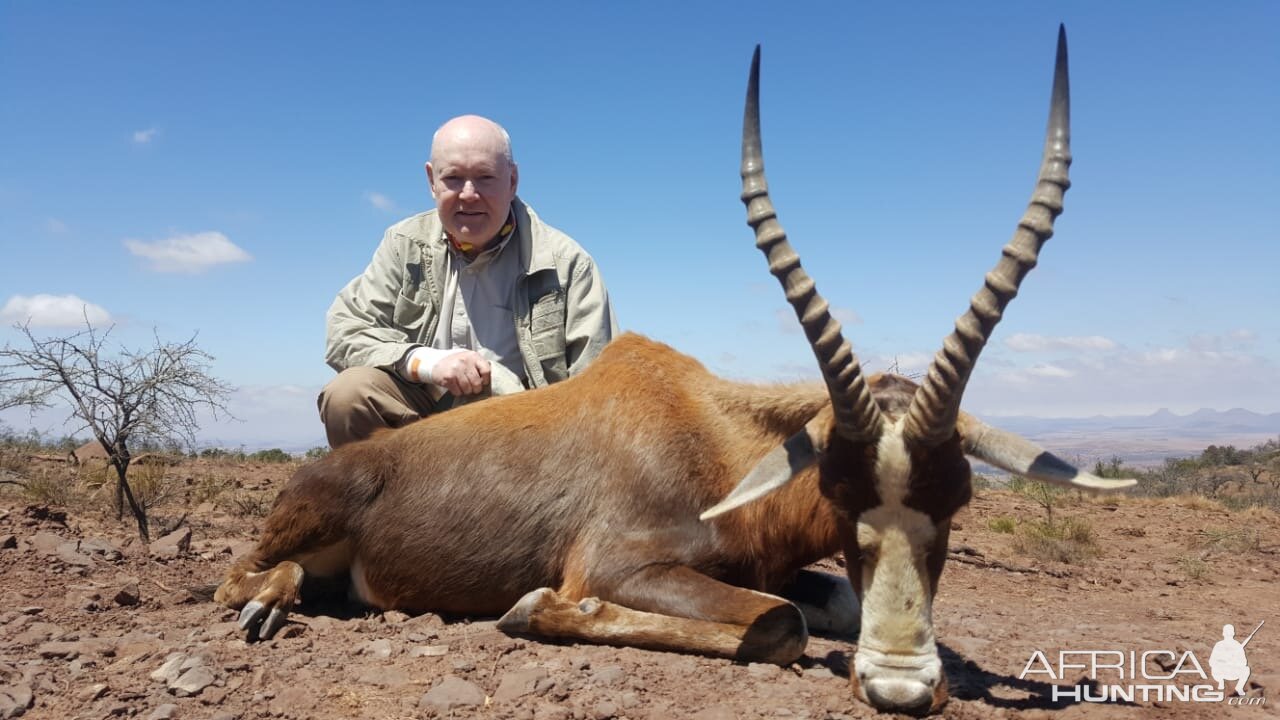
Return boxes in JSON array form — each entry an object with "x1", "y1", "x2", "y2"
[{"x1": 430, "y1": 350, "x2": 491, "y2": 396}]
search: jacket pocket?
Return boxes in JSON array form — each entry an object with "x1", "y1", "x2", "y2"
[
  {"x1": 392, "y1": 293, "x2": 430, "y2": 341},
  {"x1": 529, "y1": 289, "x2": 567, "y2": 382}
]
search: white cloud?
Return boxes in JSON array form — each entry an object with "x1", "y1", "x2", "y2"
[
  {"x1": 970, "y1": 335, "x2": 1278, "y2": 416},
  {"x1": 1, "y1": 294, "x2": 111, "y2": 328},
  {"x1": 1004, "y1": 333, "x2": 1116, "y2": 352},
  {"x1": 132, "y1": 127, "x2": 159, "y2": 144},
  {"x1": 124, "y1": 231, "x2": 251, "y2": 273},
  {"x1": 1025, "y1": 363, "x2": 1074, "y2": 378},
  {"x1": 45, "y1": 218, "x2": 68, "y2": 234},
  {"x1": 366, "y1": 191, "x2": 395, "y2": 211}
]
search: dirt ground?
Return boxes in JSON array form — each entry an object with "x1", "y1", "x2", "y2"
[{"x1": 0, "y1": 458, "x2": 1275, "y2": 720}]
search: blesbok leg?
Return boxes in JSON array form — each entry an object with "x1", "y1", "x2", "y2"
[
  {"x1": 497, "y1": 564, "x2": 808, "y2": 665},
  {"x1": 213, "y1": 469, "x2": 356, "y2": 640}
]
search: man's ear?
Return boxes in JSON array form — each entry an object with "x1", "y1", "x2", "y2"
[
  {"x1": 425, "y1": 162, "x2": 438, "y2": 199},
  {"x1": 509, "y1": 162, "x2": 519, "y2": 195}
]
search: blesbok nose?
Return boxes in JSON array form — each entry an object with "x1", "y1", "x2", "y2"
[{"x1": 863, "y1": 675, "x2": 938, "y2": 716}]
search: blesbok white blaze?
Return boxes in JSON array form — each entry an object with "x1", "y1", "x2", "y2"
[{"x1": 217, "y1": 25, "x2": 1132, "y2": 718}]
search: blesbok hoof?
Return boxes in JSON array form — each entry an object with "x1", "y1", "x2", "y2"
[
  {"x1": 238, "y1": 601, "x2": 288, "y2": 641},
  {"x1": 497, "y1": 587, "x2": 560, "y2": 633}
]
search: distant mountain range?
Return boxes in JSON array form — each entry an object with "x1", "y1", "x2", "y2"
[{"x1": 982, "y1": 408, "x2": 1280, "y2": 467}]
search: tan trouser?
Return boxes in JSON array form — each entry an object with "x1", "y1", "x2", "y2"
[{"x1": 317, "y1": 367, "x2": 444, "y2": 448}]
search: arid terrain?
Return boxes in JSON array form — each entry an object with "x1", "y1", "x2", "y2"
[{"x1": 0, "y1": 454, "x2": 1275, "y2": 720}]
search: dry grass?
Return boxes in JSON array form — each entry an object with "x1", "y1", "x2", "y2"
[
  {"x1": 1013, "y1": 516, "x2": 1099, "y2": 564},
  {"x1": 1177, "y1": 554, "x2": 1210, "y2": 580},
  {"x1": 987, "y1": 516, "x2": 1017, "y2": 534},
  {"x1": 1196, "y1": 527, "x2": 1263, "y2": 555}
]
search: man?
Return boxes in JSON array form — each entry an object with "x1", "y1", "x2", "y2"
[{"x1": 321, "y1": 115, "x2": 617, "y2": 448}]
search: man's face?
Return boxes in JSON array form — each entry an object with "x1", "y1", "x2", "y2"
[{"x1": 426, "y1": 135, "x2": 518, "y2": 248}]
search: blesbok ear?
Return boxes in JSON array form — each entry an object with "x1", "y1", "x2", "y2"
[
  {"x1": 956, "y1": 412, "x2": 1137, "y2": 491},
  {"x1": 700, "y1": 418, "x2": 827, "y2": 520}
]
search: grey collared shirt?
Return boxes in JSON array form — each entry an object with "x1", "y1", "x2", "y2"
[{"x1": 431, "y1": 234, "x2": 527, "y2": 392}]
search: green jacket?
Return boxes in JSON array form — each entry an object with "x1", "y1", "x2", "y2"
[{"x1": 325, "y1": 198, "x2": 617, "y2": 388}]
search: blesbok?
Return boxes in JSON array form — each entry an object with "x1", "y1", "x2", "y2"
[{"x1": 217, "y1": 26, "x2": 1133, "y2": 715}]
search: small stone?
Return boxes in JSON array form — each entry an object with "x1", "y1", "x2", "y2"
[
  {"x1": 0, "y1": 684, "x2": 34, "y2": 719},
  {"x1": 803, "y1": 667, "x2": 836, "y2": 680},
  {"x1": 493, "y1": 667, "x2": 549, "y2": 703},
  {"x1": 358, "y1": 638, "x2": 394, "y2": 658},
  {"x1": 450, "y1": 658, "x2": 476, "y2": 673},
  {"x1": 147, "y1": 702, "x2": 179, "y2": 720},
  {"x1": 410, "y1": 644, "x2": 450, "y2": 658},
  {"x1": 150, "y1": 654, "x2": 187, "y2": 684},
  {"x1": 691, "y1": 705, "x2": 738, "y2": 720},
  {"x1": 113, "y1": 581, "x2": 141, "y2": 607},
  {"x1": 419, "y1": 676, "x2": 486, "y2": 711},
  {"x1": 150, "y1": 527, "x2": 192, "y2": 560},
  {"x1": 0, "y1": 535, "x2": 16, "y2": 550},
  {"x1": 590, "y1": 665, "x2": 626, "y2": 687},
  {"x1": 37, "y1": 641, "x2": 82, "y2": 659},
  {"x1": 357, "y1": 666, "x2": 410, "y2": 688},
  {"x1": 81, "y1": 683, "x2": 109, "y2": 701},
  {"x1": 383, "y1": 610, "x2": 410, "y2": 624},
  {"x1": 748, "y1": 662, "x2": 782, "y2": 678},
  {"x1": 18, "y1": 607, "x2": 42, "y2": 616},
  {"x1": 592, "y1": 700, "x2": 618, "y2": 720},
  {"x1": 170, "y1": 666, "x2": 216, "y2": 697},
  {"x1": 80, "y1": 537, "x2": 123, "y2": 561}
]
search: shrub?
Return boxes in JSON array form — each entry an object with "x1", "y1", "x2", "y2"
[
  {"x1": 1012, "y1": 516, "x2": 1098, "y2": 564},
  {"x1": 988, "y1": 516, "x2": 1017, "y2": 534},
  {"x1": 248, "y1": 448, "x2": 293, "y2": 464}
]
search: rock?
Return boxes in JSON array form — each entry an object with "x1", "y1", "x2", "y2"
[
  {"x1": 419, "y1": 676, "x2": 486, "y2": 711},
  {"x1": 36, "y1": 641, "x2": 83, "y2": 659},
  {"x1": 80, "y1": 537, "x2": 123, "y2": 561},
  {"x1": 357, "y1": 638, "x2": 394, "y2": 658},
  {"x1": 147, "y1": 703, "x2": 179, "y2": 720},
  {"x1": 383, "y1": 610, "x2": 410, "y2": 624},
  {"x1": 150, "y1": 654, "x2": 188, "y2": 684},
  {"x1": 170, "y1": 666, "x2": 216, "y2": 697},
  {"x1": 80, "y1": 683, "x2": 109, "y2": 701},
  {"x1": 17, "y1": 607, "x2": 42, "y2": 616},
  {"x1": 112, "y1": 581, "x2": 141, "y2": 607},
  {"x1": 150, "y1": 527, "x2": 192, "y2": 560},
  {"x1": 691, "y1": 705, "x2": 739, "y2": 720},
  {"x1": 0, "y1": 684, "x2": 34, "y2": 719},
  {"x1": 55, "y1": 541, "x2": 93, "y2": 567},
  {"x1": 410, "y1": 644, "x2": 450, "y2": 658},
  {"x1": 592, "y1": 700, "x2": 618, "y2": 720},
  {"x1": 0, "y1": 535, "x2": 15, "y2": 550},
  {"x1": 29, "y1": 532, "x2": 65, "y2": 557},
  {"x1": 493, "y1": 667, "x2": 549, "y2": 703},
  {"x1": 356, "y1": 666, "x2": 410, "y2": 688},
  {"x1": 590, "y1": 665, "x2": 626, "y2": 687},
  {"x1": 65, "y1": 588, "x2": 103, "y2": 612},
  {"x1": 748, "y1": 662, "x2": 782, "y2": 678},
  {"x1": 802, "y1": 667, "x2": 836, "y2": 680},
  {"x1": 450, "y1": 658, "x2": 476, "y2": 673}
]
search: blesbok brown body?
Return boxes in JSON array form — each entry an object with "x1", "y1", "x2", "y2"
[{"x1": 218, "y1": 27, "x2": 1134, "y2": 715}]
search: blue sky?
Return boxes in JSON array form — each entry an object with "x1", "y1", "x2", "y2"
[{"x1": 2, "y1": 2, "x2": 1277, "y2": 448}]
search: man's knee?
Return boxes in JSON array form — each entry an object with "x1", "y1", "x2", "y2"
[{"x1": 318, "y1": 367, "x2": 423, "y2": 448}]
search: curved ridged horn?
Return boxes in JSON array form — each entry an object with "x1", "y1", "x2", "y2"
[
  {"x1": 903, "y1": 26, "x2": 1072, "y2": 449},
  {"x1": 741, "y1": 46, "x2": 885, "y2": 444}
]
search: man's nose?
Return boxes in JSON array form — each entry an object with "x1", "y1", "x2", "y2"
[{"x1": 459, "y1": 180, "x2": 480, "y2": 200}]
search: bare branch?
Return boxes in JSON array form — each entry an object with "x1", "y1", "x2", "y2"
[{"x1": 0, "y1": 318, "x2": 235, "y2": 541}]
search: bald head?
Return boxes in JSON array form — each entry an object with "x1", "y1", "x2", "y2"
[
  {"x1": 425, "y1": 115, "x2": 519, "y2": 249},
  {"x1": 430, "y1": 115, "x2": 514, "y2": 167}
]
